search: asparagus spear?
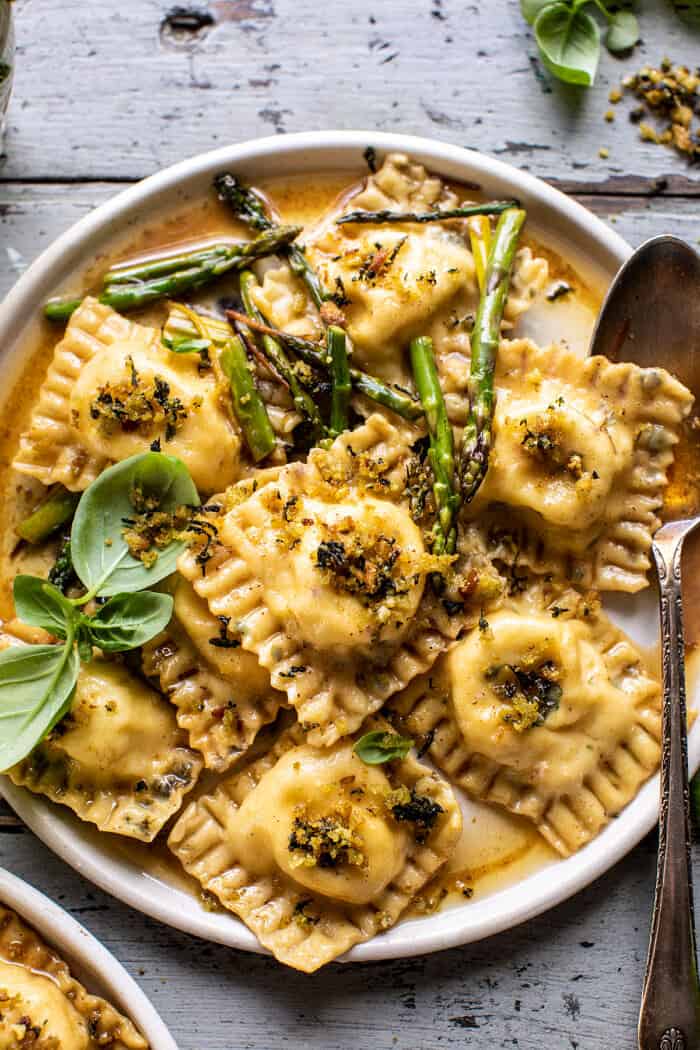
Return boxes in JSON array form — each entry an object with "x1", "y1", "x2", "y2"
[
  {"x1": 215, "y1": 173, "x2": 329, "y2": 309},
  {"x1": 337, "y1": 201, "x2": 519, "y2": 226},
  {"x1": 48, "y1": 536, "x2": 77, "y2": 594},
  {"x1": 327, "y1": 326, "x2": 351, "y2": 438},
  {"x1": 458, "y1": 207, "x2": 527, "y2": 502},
  {"x1": 239, "y1": 270, "x2": 325, "y2": 439},
  {"x1": 225, "y1": 309, "x2": 424, "y2": 423},
  {"x1": 163, "y1": 303, "x2": 232, "y2": 348},
  {"x1": 219, "y1": 335, "x2": 276, "y2": 463},
  {"x1": 469, "y1": 215, "x2": 491, "y2": 296},
  {"x1": 44, "y1": 298, "x2": 84, "y2": 322},
  {"x1": 348, "y1": 372, "x2": 421, "y2": 422},
  {"x1": 214, "y1": 173, "x2": 270, "y2": 231},
  {"x1": 409, "y1": 336, "x2": 459, "y2": 557},
  {"x1": 44, "y1": 226, "x2": 301, "y2": 321},
  {"x1": 17, "y1": 486, "x2": 80, "y2": 545},
  {"x1": 103, "y1": 244, "x2": 233, "y2": 285}
]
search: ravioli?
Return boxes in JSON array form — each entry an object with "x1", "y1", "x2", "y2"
[
  {"x1": 142, "y1": 579, "x2": 285, "y2": 771},
  {"x1": 392, "y1": 588, "x2": 662, "y2": 856},
  {"x1": 14, "y1": 298, "x2": 241, "y2": 494},
  {"x1": 0, "y1": 905, "x2": 147, "y2": 1049},
  {"x1": 311, "y1": 225, "x2": 474, "y2": 380},
  {"x1": 466, "y1": 338, "x2": 694, "y2": 591},
  {"x1": 168, "y1": 721, "x2": 462, "y2": 972},
  {"x1": 177, "y1": 416, "x2": 465, "y2": 746},
  {"x1": 8, "y1": 660, "x2": 202, "y2": 841}
]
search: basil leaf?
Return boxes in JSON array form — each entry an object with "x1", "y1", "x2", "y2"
[
  {"x1": 0, "y1": 642, "x2": 80, "y2": 771},
  {"x1": 353, "y1": 730, "x2": 413, "y2": 765},
  {"x1": 605, "y1": 10, "x2": 639, "y2": 53},
  {"x1": 71, "y1": 452, "x2": 199, "y2": 598},
  {"x1": 163, "y1": 336, "x2": 212, "y2": 355},
  {"x1": 534, "y1": 3, "x2": 600, "y2": 86},
  {"x1": 520, "y1": 0, "x2": 555, "y2": 25},
  {"x1": 13, "y1": 576, "x2": 77, "y2": 639},
  {"x1": 76, "y1": 624, "x2": 94, "y2": 663},
  {"x1": 85, "y1": 591, "x2": 174, "y2": 652}
]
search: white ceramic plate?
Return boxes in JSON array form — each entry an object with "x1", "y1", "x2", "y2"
[
  {"x1": 0, "y1": 131, "x2": 697, "y2": 964},
  {"x1": 0, "y1": 866, "x2": 178, "y2": 1048}
]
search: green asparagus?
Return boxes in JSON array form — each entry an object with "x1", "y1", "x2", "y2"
[
  {"x1": 17, "y1": 486, "x2": 80, "y2": 545},
  {"x1": 103, "y1": 244, "x2": 233, "y2": 285},
  {"x1": 458, "y1": 207, "x2": 527, "y2": 502},
  {"x1": 44, "y1": 226, "x2": 301, "y2": 321},
  {"x1": 337, "y1": 201, "x2": 519, "y2": 226},
  {"x1": 409, "y1": 337, "x2": 459, "y2": 557},
  {"x1": 215, "y1": 172, "x2": 330, "y2": 309},
  {"x1": 48, "y1": 536, "x2": 77, "y2": 594},
  {"x1": 327, "y1": 326, "x2": 351, "y2": 438},
  {"x1": 163, "y1": 303, "x2": 232, "y2": 347},
  {"x1": 239, "y1": 270, "x2": 325, "y2": 440},
  {"x1": 224, "y1": 309, "x2": 424, "y2": 423},
  {"x1": 219, "y1": 335, "x2": 276, "y2": 463}
]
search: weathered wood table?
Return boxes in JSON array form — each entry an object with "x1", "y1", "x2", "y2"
[{"x1": 1, "y1": 2, "x2": 699, "y2": 1046}]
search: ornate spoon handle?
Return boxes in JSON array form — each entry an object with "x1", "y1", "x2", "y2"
[{"x1": 639, "y1": 532, "x2": 700, "y2": 1050}]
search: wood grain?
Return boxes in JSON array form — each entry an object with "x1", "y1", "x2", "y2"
[
  {"x1": 1, "y1": 1, "x2": 700, "y2": 1047},
  {"x1": 1, "y1": 0, "x2": 699, "y2": 188}
]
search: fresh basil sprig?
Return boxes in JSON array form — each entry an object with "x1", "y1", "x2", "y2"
[
  {"x1": 353, "y1": 730, "x2": 414, "y2": 765},
  {"x1": 521, "y1": 1, "x2": 639, "y2": 87},
  {"x1": 0, "y1": 452, "x2": 199, "y2": 772}
]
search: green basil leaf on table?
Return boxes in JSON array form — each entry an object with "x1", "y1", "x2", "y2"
[
  {"x1": 604, "y1": 10, "x2": 639, "y2": 53},
  {"x1": 534, "y1": 3, "x2": 600, "y2": 86},
  {"x1": 520, "y1": 0, "x2": 555, "y2": 26},
  {"x1": 0, "y1": 642, "x2": 80, "y2": 771},
  {"x1": 12, "y1": 575, "x2": 78, "y2": 639},
  {"x1": 353, "y1": 730, "x2": 413, "y2": 765},
  {"x1": 71, "y1": 451, "x2": 199, "y2": 598},
  {"x1": 85, "y1": 591, "x2": 174, "y2": 652}
]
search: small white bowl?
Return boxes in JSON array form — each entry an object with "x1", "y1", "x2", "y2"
[
  {"x1": 0, "y1": 866, "x2": 178, "y2": 1049},
  {"x1": 0, "y1": 131, "x2": 697, "y2": 965}
]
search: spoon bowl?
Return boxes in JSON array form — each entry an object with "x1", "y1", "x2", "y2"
[
  {"x1": 591, "y1": 235, "x2": 700, "y2": 523},
  {"x1": 592, "y1": 235, "x2": 700, "y2": 1050}
]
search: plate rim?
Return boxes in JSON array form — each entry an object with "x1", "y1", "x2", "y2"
[
  {"x1": 0, "y1": 866, "x2": 179, "y2": 1048},
  {"x1": 0, "y1": 129, "x2": 690, "y2": 965}
]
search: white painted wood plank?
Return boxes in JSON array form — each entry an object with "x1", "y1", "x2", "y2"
[
  {"x1": 1, "y1": 0, "x2": 699, "y2": 187},
  {"x1": 1, "y1": 181, "x2": 698, "y2": 301}
]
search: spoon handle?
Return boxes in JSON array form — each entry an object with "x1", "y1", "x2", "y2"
[{"x1": 639, "y1": 535, "x2": 700, "y2": 1050}]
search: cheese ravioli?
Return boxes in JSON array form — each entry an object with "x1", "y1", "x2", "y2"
[
  {"x1": 14, "y1": 298, "x2": 241, "y2": 494},
  {"x1": 8, "y1": 660, "x2": 202, "y2": 841},
  {"x1": 393, "y1": 588, "x2": 661, "y2": 855},
  {"x1": 466, "y1": 338, "x2": 694, "y2": 591},
  {"x1": 168, "y1": 721, "x2": 462, "y2": 972},
  {"x1": 178, "y1": 416, "x2": 464, "y2": 746},
  {"x1": 143, "y1": 580, "x2": 285, "y2": 771}
]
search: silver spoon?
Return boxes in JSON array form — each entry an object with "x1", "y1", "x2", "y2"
[{"x1": 590, "y1": 236, "x2": 700, "y2": 1050}]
